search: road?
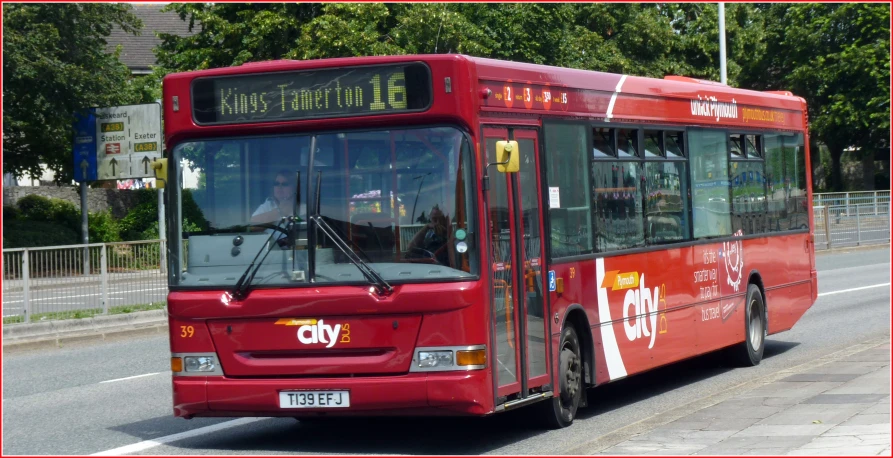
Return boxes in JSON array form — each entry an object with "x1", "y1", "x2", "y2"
[
  {"x1": 2, "y1": 276, "x2": 167, "y2": 317},
  {"x1": 2, "y1": 247, "x2": 889, "y2": 455}
]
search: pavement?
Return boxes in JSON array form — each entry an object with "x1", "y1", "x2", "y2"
[{"x1": 568, "y1": 338, "x2": 891, "y2": 456}]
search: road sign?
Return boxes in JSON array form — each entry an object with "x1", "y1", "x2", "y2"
[
  {"x1": 73, "y1": 111, "x2": 98, "y2": 182},
  {"x1": 95, "y1": 103, "x2": 162, "y2": 180}
]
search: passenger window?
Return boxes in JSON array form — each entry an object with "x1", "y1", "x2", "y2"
[
  {"x1": 644, "y1": 130, "x2": 662, "y2": 157},
  {"x1": 644, "y1": 160, "x2": 690, "y2": 244},
  {"x1": 592, "y1": 161, "x2": 644, "y2": 251},
  {"x1": 746, "y1": 135, "x2": 761, "y2": 158},
  {"x1": 689, "y1": 128, "x2": 732, "y2": 238},
  {"x1": 765, "y1": 133, "x2": 809, "y2": 231},
  {"x1": 545, "y1": 123, "x2": 594, "y2": 258},
  {"x1": 730, "y1": 134, "x2": 745, "y2": 157},
  {"x1": 592, "y1": 127, "x2": 615, "y2": 158},
  {"x1": 666, "y1": 131, "x2": 684, "y2": 157},
  {"x1": 617, "y1": 129, "x2": 638, "y2": 158},
  {"x1": 730, "y1": 160, "x2": 767, "y2": 235}
]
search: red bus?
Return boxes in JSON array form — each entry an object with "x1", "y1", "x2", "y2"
[{"x1": 159, "y1": 54, "x2": 817, "y2": 428}]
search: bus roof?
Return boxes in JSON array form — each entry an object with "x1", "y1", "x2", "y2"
[{"x1": 163, "y1": 54, "x2": 806, "y2": 144}]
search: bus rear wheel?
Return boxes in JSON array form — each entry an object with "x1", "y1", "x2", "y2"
[
  {"x1": 542, "y1": 325, "x2": 583, "y2": 429},
  {"x1": 732, "y1": 284, "x2": 766, "y2": 366}
]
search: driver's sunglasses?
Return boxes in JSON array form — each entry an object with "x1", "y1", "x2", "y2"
[{"x1": 274, "y1": 181, "x2": 291, "y2": 187}]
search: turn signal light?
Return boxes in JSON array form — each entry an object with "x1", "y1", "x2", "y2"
[
  {"x1": 456, "y1": 349, "x2": 487, "y2": 366},
  {"x1": 170, "y1": 357, "x2": 183, "y2": 373}
]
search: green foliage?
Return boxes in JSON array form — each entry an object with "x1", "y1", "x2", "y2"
[
  {"x1": 16, "y1": 195, "x2": 58, "y2": 222},
  {"x1": 87, "y1": 210, "x2": 121, "y2": 243},
  {"x1": 2, "y1": 4, "x2": 143, "y2": 183},
  {"x1": 739, "y1": 4, "x2": 890, "y2": 191},
  {"x1": 118, "y1": 200, "x2": 158, "y2": 241},
  {"x1": 3, "y1": 206, "x2": 20, "y2": 221},
  {"x1": 2, "y1": 220, "x2": 79, "y2": 248},
  {"x1": 15, "y1": 195, "x2": 79, "y2": 232}
]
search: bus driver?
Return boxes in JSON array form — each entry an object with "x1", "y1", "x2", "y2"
[{"x1": 251, "y1": 169, "x2": 307, "y2": 225}]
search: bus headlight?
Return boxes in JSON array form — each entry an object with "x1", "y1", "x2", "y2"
[
  {"x1": 410, "y1": 345, "x2": 486, "y2": 372},
  {"x1": 418, "y1": 351, "x2": 453, "y2": 368},
  {"x1": 171, "y1": 352, "x2": 223, "y2": 376},
  {"x1": 184, "y1": 356, "x2": 218, "y2": 372}
]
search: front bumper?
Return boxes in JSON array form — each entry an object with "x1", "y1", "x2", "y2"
[{"x1": 173, "y1": 370, "x2": 493, "y2": 418}]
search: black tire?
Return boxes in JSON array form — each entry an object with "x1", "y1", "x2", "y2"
[
  {"x1": 732, "y1": 284, "x2": 766, "y2": 366},
  {"x1": 541, "y1": 325, "x2": 584, "y2": 428}
]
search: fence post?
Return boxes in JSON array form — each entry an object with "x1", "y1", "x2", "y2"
[
  {"x1": 823, "y1": 206, "x2": 831, "y2": 250},
  {"x1": 855, "y1": 205, "x2": 862, "y2": 246},
  {"x1": 22, "y1": 249, "x2": 30, "y2": 323},
  {"x1": 100, "y1": 244, "x2": 109, "y2": 315},
  {"x1": 845, "y1": 192, "x2": 850, "y2": 215},
  {"x1": 159, "y1": 240, "x2": 167, "y2": 276},
  {"x1": 874, "y1": 191, "x2": 878, "y2": 216}
]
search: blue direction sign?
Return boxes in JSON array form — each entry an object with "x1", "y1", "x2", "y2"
[{"x1": 73, "y1": 111, "x2": 98, "y2": 182}]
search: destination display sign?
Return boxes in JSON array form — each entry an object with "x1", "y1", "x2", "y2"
[
  {"x1": 479, "y1": 80, "x2": 804, "y2": 130},
  {"x1": 192, "y1": 63, "x2": 432, "y2": 125}
]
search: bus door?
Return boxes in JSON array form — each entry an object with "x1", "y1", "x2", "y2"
[{"x1": 483, "y1": 127, "x2": 551, "y2": 402}]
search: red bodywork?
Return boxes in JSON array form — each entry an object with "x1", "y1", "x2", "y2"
[{"x1": 163, "y1": 55, "x2": 816, "y2": 418}]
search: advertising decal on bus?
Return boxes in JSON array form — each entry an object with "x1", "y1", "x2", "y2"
[{"x1": 723, "y1": 231, "x2": 746, "y2": 294}]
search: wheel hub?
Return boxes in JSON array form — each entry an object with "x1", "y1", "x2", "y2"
[{"x1": 560, "y1": 348, "x2": 581, "y2": 404}]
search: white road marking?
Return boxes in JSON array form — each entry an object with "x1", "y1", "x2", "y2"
[
  {"x1": 91, "y1": 418, "x2": 264, "y2": 456},
  {"x1": 99, "y1": 372, "x2": 162, "y2": 384},
  {"x1": 2, "y1": 288, "x2": 166, "y2": 303},
  {"x1": 818, "y1": 283, "x2": 890, "y2": 297}
]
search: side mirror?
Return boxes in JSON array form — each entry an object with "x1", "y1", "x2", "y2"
[
  {"x1": 495, "y1": 141, "x2": 519, "y2": 173},
  {"x1": 151, "y1": 158, "x2": 168, "y2": 189}
]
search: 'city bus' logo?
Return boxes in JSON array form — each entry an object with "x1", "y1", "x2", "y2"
[
  {"x1": 601, "y1": 271, "x2": 668, "y2": 349},
  {"x1": 275, "y1": 318, "x2": 351, "y2": 348}
]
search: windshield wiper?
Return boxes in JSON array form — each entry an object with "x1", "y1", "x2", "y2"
[
  {"x1": 229, "y1": 216, "x2": 290, "y2": 301},
  {"x1": 310, "y1": 215, "x2": 393, "y2": 296},
  {"x1": 309, "y1": 172, "x2": 392, "y2": 296}
]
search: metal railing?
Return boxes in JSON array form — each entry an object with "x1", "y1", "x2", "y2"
[
  {"x1": 813, "y1": 203, "x2": 890, "y2": 250},
  {"x1": 2, "y1": 240, "x2": 167, "y2": 323},
  {"x1": 813, "y1": 191, "x2": 890, "y2": 210}
]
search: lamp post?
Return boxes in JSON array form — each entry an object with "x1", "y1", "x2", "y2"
[{"x1": 719, "y1": 3, "x2": 727, "y2": 85}]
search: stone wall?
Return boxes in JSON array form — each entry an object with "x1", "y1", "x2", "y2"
[{"x1": 2, "y1": 186, "x2": 150, "y2": 218}]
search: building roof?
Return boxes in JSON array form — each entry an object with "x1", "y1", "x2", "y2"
[{"x1": 106, "y1": 4, "x2": 197, "y2": 74}]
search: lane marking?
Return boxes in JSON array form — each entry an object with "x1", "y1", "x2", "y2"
[
  {"x1": 1, "y1": 287, "x2": 166, "y2": 303},
  {"x1": 818, "y1": 283, "x2": 890, "y2": 297},
  {"x1": 99, "y1": 372, "x2": 162, "y2": 384},
  {"x1": 91, "y1": 418, "x2": 264, "y2": 456}
]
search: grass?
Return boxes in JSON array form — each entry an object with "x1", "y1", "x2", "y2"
[{"x1": 3, "y1": 302, "x2": 166, "y2": 325}]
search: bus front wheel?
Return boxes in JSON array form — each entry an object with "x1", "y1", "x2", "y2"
[{"x1": 542, "y1": 325, "x2": 583, "y2": 428}]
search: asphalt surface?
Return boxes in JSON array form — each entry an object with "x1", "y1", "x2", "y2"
[
  {"x1": 2, "y1": 277, "x2": 167, "y2": 318},
  {"x1": 2, "y1": 246, "x2": 889, "y2": 455}
]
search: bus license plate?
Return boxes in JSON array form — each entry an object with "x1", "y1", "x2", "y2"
[{"x1": 279, "y1": 391, "x2": 350, "y2": 408}]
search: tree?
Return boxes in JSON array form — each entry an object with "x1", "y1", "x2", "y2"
[
  {"x1": 739, "y1": 4, "x2": 890, "y2": 191},
  {"x1": 2, "y1": 4, "x2": 143, "y2": 183}
]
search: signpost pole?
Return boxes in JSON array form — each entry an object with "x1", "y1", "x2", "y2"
[
  {"x1": 81, "y1": 181, "x2": 90, "y2": 276},
  {"x1": 158, "y1": 188, "x2": 166, "y2": 275}
]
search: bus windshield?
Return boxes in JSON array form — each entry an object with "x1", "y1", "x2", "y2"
[{"x1": 169, "y1": 126, "x2": 477, "y2": 289}]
